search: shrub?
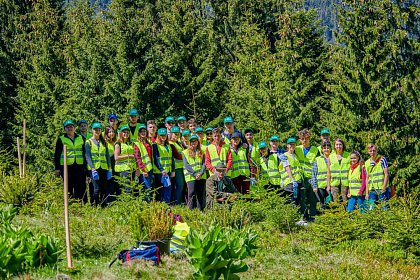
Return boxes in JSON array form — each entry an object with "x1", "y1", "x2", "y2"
[{"x1": 0, "y1": 171, "x2": 39, "y2": 206}]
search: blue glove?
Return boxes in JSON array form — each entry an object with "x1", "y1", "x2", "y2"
[
  {"x1": 107, "y1": 170, "x2": 112, "y2": 180},
  {"x1": 92, "y1": 170, "x2": 99, "y2": 181},
  {"x1": 292, "y1": 181, "x2": 299, "y2": 199},
  {"x1": 250, "y1": 178, "x2": 257, "y2": 186},
  {"x1": 161, "y1": 175, "x2": 171, "y2": 188}
]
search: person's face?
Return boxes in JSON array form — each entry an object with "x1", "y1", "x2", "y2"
[
  {"x1": 270, "y1": 140, "x2": 279, "y2": 150},
  {"x1": 224, "y1": 122, "x2": 233, "y2": 131},
  {"x1": 216, "y1": 169, "x2": 225, "y2": 179},
  {"x1": 139, "y1": 128, "x2": 147, "y2": 138},
  {"x1": 147, "y1": 123, "x2": 156, "y2": 134},
  {"x1": 334, "y1": 141, "x2": 343, "y2": 152},
  {"x1": 178, "y1": 121, "x2": 186, "y2": 130},
  {"x1": 206, "y1": 131, "x2": 213, "y2": 141},
  {"x1": 165, "y1": 121, "x2": 175, "y2": 130},
  {"x1": 197, "y1": 132, "x2": 204, "y2": 140},
  {"x1": 368, "y1": 145, "x2": 378, "y2": 159},
  {"x1": 321, "y1": 134, "x2": 330, "y2": 142},
  {"x1": 129, "y1": 115, "x2": 138, "y2": 124},
  {"x1": 260, "y1": 147, "x2": 268, "y2": 156},
  {"x1": 190, "y1": 139, "x2": 198, "y2": 148},
  {"x1": 79, "y1": 123, "x2": 88, "y2": 133},
  {"x1": 322, "y1": 146, "x2": 331, "y2": 157},
  {"x1": 107, "y1": 129, "x2": 115, "y2": 139},
  {"x1": 109, "y1": 118, "x2": 118, "y2": 128},
  {"x1": 189, "y1": 123, "x2": 197, "y2": 132},
  {"x1": 212, "y1": 131, "x2": 221, "y2": 142},
  {"x1": 92, "y1": 128, "x2": 101, "y2": 137},
  {"x1": 287, "y1": 142, "x2": 296, "y2": 153},
  {"x1": 350, "y1": 154, "x2": 359, "y2": 165},
  {"x1": 172, "y1": 133, "x2": 180, "y2": 141},
  {"x1": 121, "y1": 130, "x2": 130, "y2": 140},
  {"x1": 158, "y1": 134, "x2": 167, "y2": 142},
  {"x1": 231, "y1": 137, "x2": 240, "y2": 146},
  {"x1": 299, "y1": 134, "x2": 310, "y2": 147},
  {"x1": 65, "y1": 125, "x2": 75, "y2": 134},
  {"x1": 245, "y1": 132, "x2": 253, "y2": 142}
]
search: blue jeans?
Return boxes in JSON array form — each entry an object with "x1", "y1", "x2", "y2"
[
  {"x1": 154, "y1": 174, "x2": 172, "y2": 204},
  {"x1": 171, "y1": 168, "x2": 185, "y2": 205},
  {"x1": 347, "y1": 196, "x2": 365, "y2": 213},
  {"x1": 367, "y1": 187, "x2": 390, "y2": 210}
]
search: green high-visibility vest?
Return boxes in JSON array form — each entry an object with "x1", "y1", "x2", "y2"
[
  {"x1": 348, "y1": 165, "x2": 362, "y2": 196},
  {"x1": 182, "y1": 149, "x2": 204, "y2": 183},
  {"x1": 229, "y1": 146, "x2": 250, "y2": 179},
  {"x1": 124, "y1": 123, "x2": 141, "y2": 142},
  {"x1": 170, "y1": 141, "x2": 184, "y2": 169},
  {"x1": 115, "y1": 142, "x2": 134, "y2": 172},
  {"x1": 153, "y1": 143, "x2": 173, "y2": 174},
  {"x1": 170, "y1": 221, "x2": 190, "y2": 252},
  {"x1": 280, "y1": 152, "x2": 302, "y2": 187},
  {"x1": 330, "y1": 151, "x2": 350, "y2": 187},
  {"x1": 249, "y1": 144, "x2": 260, "y2": 167},
  {"x1": 366, "y1": 156, "x2": 386, "y2": 191},
  {"x1": 295, "y1": 145, "x2": 319, "y2": 179},
  {"x1": 260, "y1": 154, "x2": 281, "y2": 185},
  {"x1": 206, "y1": 143, "x2": 229, "y2": 175},
  {"x1": 315, "y1": 156, "x2": 329, "y2": 188},
  {"x1": 86, "y1": 139, "x2": 109, "y2": 170},
  {"x1": 107, "y1": 141, "x2": 114, "y2": 155},
  {"x1": 133, "y1": 141, "x2": 153, "y2": 172},
  {"x1": 60, "y1": 135, "x2": 84, "y2": 165}
]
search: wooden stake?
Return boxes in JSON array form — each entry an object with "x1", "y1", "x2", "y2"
[
  {"x1": 17, "y1": 137, "x2": 22, "y2": 178},
  {"x1": 23, "y1": 119, "x2": 26, "y2": 177},
  {"x1": 63, "y1": 145, "x2": 73, "y2": 269}
]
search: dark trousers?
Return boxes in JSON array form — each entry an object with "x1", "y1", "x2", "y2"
[
  {"x1": 60, "y1": 163, "x2": 87, "y2": 202},
  {"x1": 90, "y1": 168, "x2": 109, "y2": 207},
  {"x1": 186, "y1": 179, "x2": 206, "y2": 210},
  {"x1": 115, "y1": 170, "x2": 136, "y2": 195},
  {"x1": 154, "y1": 174, "x2": 172, "y2": 203},
  {"x1": 232, "y1": 175, "x2": 250, "y2": 194},
  {"x1": 300, "y1": 178, "x2": 317, "y2": 219}
]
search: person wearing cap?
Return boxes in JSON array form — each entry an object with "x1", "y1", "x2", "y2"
[
  {"x1": 206, "y1": 162, "x2": 238, "y2": 208},
  {"x1": 318, "y1": 128, "x2": 331, "y2": 154},
  {"x1": 194, "y1": 127, "x2": 205, "y2": 145},
  {"x1": 85, "y1": 122, "x2": 112, "y2": 206},
  {"x1": 244, "y1": 128, "x2": 259, "y2": 168},
  {"x1": 169, "y1": 126, "x2": 186, "y2": 204},
  {"x1": 77, "y1": 119, "x2": 91, "y2": 141},
  {"x1": 177, "y1": 116, "x2": 187, "y2": 131},
  {"x1": 329, "y1": 138, "x2": 350, "y2": 203},
  {"x1": 54, "y1": 119, "x2": 87, "y2": 201},
  {"x1": 269, "y1": 134, "x2": 286, "y2": 155},
  {"x1": 125, "y1": 109, "x2": 141, "y2": 142},
  {"x1": 133, "y1": 124, "x2": 154, "y2": 197},
  {"x1": 181, "y1": 129, "x2": 191, "y2": 148},
  {"x1": 222, "y1": 116, "x2": 246, "y2": 145},
  {"x1": 152, "y1": 128, "x2": 175, "y2": 203},
  {"x1": 279, "y1": 137, "x2": 302, "y2": 205},
  {"x1": 295, "y1": 128, "x2": 319, "y2": 221},
  {"x1": 256, "y1": 141, "x2": 270, "y2": 188},
  {"x1": 205, "y1": 127, "x2": 233, "y2": 176},
  {"x1": 205, "y1": 127, "x2": 214, "y2": 146},
  {"x1": 228, "y1": 132, "x2": 255, "y2": 194},
  {"x1": 182, "y1": 134, "x2": 207, "y2": 210},
  {"x1": 114, "y1": 125, "x2": 136, "y2": 194},
  {"x1": 258, "y1": 136, "x2": 284, "y2": 190},
  {"x1": 187, "y1": 118, "x2": 197, "y2": 134},
  {"x1": 165, "y1": 116, "x2": 176, "y2": 132},
  {"x1": 108, "y1": 114, "x2": 119, "y2": 131},
  {"x1": 312, "y1": 141, "x2": 333, "y2": 210},
  {"x1": 146, "y1": 120, "x2": 157, "y2": 143}
]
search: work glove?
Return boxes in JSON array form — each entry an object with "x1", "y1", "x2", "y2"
[
  {"x1": 250, "y1": 178, "x2": 257, "y2": 186},
  {"x1": 107, "y1": 170, "x2": 112, "y2": 180},
  {"x1": 92, "y1": 170, "x2": 99, "y2": 181},
  {"x1": 292, "y1": 180, "x2": 299, "y2": 199}
]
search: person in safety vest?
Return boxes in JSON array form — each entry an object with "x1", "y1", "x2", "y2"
[
  {"x1": 133, "y1": 124, "x2": 154, "y2": 197},
  {"x1": 77, "y1": 119, "x2": 91, "y2": 141},
  {"x1": 169, "y1": 126, "x2": 186, "y2": 204},
  {"x1": 317, "y1": 128, "x2": 331, "y2": 154},
  {"x1": 152, "y1": 128, "x2": 175, "y2": 203},
  {"x1": 123, "y1": 109, "x2": 141, "y2": 142},
  {"x1": 279, "y1": 137, "x2": 301, "y2": 205},
  {"x1": 330, "y1": 138, "x2": 350, "y2": 203},
  {"x1": 206, "y1": 162, "x2": 238, "y2": 208},
  {"x1": 104, "y1": 125, "x2": 117, "y2": 203},
  {"x1": 195, "y1": 127, "x2": 205, "y2": 145},
  {"x1": 182, "y1": 134, "x2": 207, "y2": 210},
  {"x1": 177, "y1": 116, "x2": 187, "y2": 131},
  {"x1": 164, "y1": 116, "x2": 176, "y2": 134},
  {"x1": 54, "y1": 119, "x2": 87, "y2": 201},
  {"x1": 114, "y1": 125, "x2": 136, "y2": 194},
  {"x1": 205, "y1": 127, "x2": 214, "y2": 146},
  {"x1": 229, "y1": 132, "x2": 254, "y2": 194},
  {"x1": 260, "y1": 135, "x2": 287, "y2": 190},
  {"x1": 170, "y1": 219, "x2": 190, "y2": 254},
  {"x1": 181, "y1": 129, "x2": 191, "y2": 148},
  {"x1": 205, "y1": 128, "x2": 233, "y2": 175},
  {"x1": 312, "y1": 141, "x2": 333, "y2": 210},
  {"x1": 244, "y1": 128, "x2": 259, "y2": 172},
  {"x1": 295, "y1": 128, "x2": 320, "y2": 221},
  {"x1": 85, "y1": 122, "x2": 112, "y2": 206},
  {"x1": 256, "y1": 142, "x2": 270, "y2": 189},
  {"x1": 366, "y1": 143, "x2": 390, "y2": 209},
  {"x1": 222, "y1": 116, "x2": 246, "y2": 146},
  {"x1": 146, "y1": 120, "x2": 157, "y2": 143},
  {"x1": 347, "y1": 151, "x2": 367, "y2": 213}
]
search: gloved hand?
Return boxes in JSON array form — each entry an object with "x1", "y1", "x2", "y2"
[
  {"x1": 92, "y1": 170, "x2": 99, "y2": 181},
  {"x1": 292, "y1": 181, "x2": 299, "y2": 199},
  {"x1": 107, "y1": 170, "x2": 112, "y2": 180}
]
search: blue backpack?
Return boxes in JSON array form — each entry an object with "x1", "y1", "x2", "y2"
[{"x1": 109, "y1": 245, "x2": 160, "y2": 267}]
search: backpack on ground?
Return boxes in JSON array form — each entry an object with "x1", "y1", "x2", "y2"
[{"x1": 109, "y1": 244, "x2": 160, "y2": 267}]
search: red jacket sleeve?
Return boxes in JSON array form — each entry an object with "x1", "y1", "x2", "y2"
[
  {"x1": 170, "y1": 144, "x2": 183, "y2": 160},
  {"x1": 134, "y1": 144, "x2": 146, "y2": 171},
  {"x1": 205, "y1": 148, "x2": 214, "y2": 173},
  {"x1": 226, "y1": 148, "x2": 233, "y2": 172},
  {"x1": 358, "y1": 166, "x2": 367, "y2": 196}
]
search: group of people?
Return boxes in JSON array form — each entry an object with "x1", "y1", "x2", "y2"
[{"x1": 54, "y1": 109, "x2": 391, "y2": 221}]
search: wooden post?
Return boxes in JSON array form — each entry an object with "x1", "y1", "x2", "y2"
[
  {"x1": 17, "y1": 137, "x2": 22, "y2": 178},
  {"x1": 22, "y1": 119, "x2": 26, "y2": 177},
  {"x1": 63, "y1": 145, "x2": 73, "y2": 269}
]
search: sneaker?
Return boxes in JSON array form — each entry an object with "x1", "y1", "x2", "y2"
[{"x1": 296, "y1": 220, "x2": 308, "y2": 226}]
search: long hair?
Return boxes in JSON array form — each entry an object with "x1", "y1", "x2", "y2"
[
  {"x1": 334, "y1": 138, "x2": 346, "y2": 152},
  {"x1": 350, "y1": 150, "x2": 364, "y2": 166},
  {"x1": 156, "y1": 134, "x2": 169, "y2": 146},
  {"x1": 104, "y1": 126, "x2": 117, "y2": 143},
  {"x1": 117, "y1": 130, "x2": 130, "y2": 144},
  {"x1": 188, "y1": 141, "x2": 202, "y2": 159}
]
